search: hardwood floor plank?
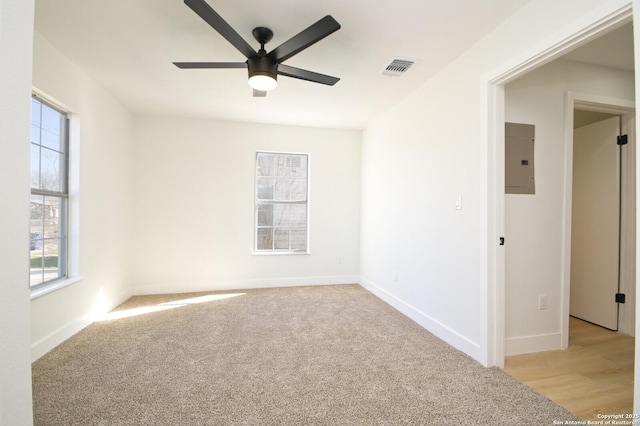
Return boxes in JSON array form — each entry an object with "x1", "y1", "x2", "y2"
[{"x1": 504, "y1": 317, "x2": 635, "y2": 420}]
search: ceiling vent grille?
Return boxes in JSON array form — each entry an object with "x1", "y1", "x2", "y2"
[{"x1": 382, "y1": 58, "x2": 416, "y2": 76}]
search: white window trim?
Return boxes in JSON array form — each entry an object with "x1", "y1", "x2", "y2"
[{"x1": 253, "y1": 151, "x2": 311, "y2": 255}]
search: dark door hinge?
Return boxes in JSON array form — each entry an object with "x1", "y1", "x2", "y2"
[
  {"x1": 616, "y1": 293, "x2": 626, "y2": 304},
  {"x1": 617, "y1": 135, "x2": 628, "y2": 145}
]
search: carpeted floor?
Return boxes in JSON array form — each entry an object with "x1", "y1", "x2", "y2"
[{"x1": 32, "y1": 285, "x2": 581, "y2": 425}]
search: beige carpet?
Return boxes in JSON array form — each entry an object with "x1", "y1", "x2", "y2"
[{"x1": 33, "y1": 285, "x2": 580, "y2": 425}]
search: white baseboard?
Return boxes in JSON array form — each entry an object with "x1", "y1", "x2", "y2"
[
  {"x1": 505, "y1": 332, "x2": 562, "y2": 356},
  {"x1": 133, "y1": 275, "x2": 360, "y2": 295},
  {"x1": 31, "y1": 318, "x2": 92, "y2": 362},
  {"x1": 359, "y1": 278, "x2": 483, "y2": 363},
  {"x1": 31, "y1": 287, "x2": 133, "y2": 362}
]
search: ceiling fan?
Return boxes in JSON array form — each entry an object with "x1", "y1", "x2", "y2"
[{"x1": 174, "y1": 0, "x2": 341, "y2": 97}]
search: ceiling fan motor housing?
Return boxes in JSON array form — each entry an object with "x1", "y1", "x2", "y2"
[{"x1": 248, "y1": 56, "x2": 278, "y2": 81}]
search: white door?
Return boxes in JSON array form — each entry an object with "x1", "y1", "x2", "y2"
[{"x1": 570, "y1": 116, "x2": 620, "y2": 330}]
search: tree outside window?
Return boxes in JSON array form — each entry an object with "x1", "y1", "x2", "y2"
[
  {"x1": 255, "y1": 152, "x2": 309, "y2": 253},
  {"x1": 30, "y1": 97, "x2": 69, "y2": 288}
]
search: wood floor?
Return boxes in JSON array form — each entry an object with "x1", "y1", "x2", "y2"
[{"x1": 505, "y1": 317, "x2": 635, "y2": 420}]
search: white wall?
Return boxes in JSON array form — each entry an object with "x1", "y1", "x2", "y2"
[
  {"x1": 19, "y1": 0, "x2": 640, "y2": 417},
  {"x1": 360, "y1": 0, "x2": 632, "y2": 365},
  {"x1": 133, "y1": 117, "x2": 361, "y2": 294},
  {"x1": 8, "y1": 0, "x2": 640, "y2": 419},
  {"x1": 360, "y1": 59, "x2": 485, "y2": 361},
  {"x1": 30, "y1": 32, "x2": 136, "y2": 360},
  {"x1": 504, "y1": 60, "x2": 635, "y2": 355},
  {"x1": 0, "y1": 0, "x2": 35, "y2": 423}
]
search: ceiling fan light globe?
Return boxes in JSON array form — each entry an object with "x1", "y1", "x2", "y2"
[{"x1": 248, "y1": 74, "x2": 278, "y2": 91}]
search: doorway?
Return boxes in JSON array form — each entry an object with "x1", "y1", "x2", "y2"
[
  {"x1": 484, "y1": 0, "x2": 636, "y2": 410},
  {"x1": 570, "y1": 110, "x2": 636, "y2": 333},
  {"x1": 491, "y1": 17, "x2": 635, "y2": 367}
]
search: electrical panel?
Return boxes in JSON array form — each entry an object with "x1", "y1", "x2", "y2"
[{"x1": 505, "y1": 122, "x2": 535, "y2": 194}]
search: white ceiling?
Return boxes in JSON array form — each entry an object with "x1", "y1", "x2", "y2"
[
  {"x1": 34, "y1": 0, "x2": 536, "y2": 129},
  {"x1": 562, "y1": 22, "x2": 635, "y2": 128},
  {"x1": 33, "y1": 1, "x2": 635, "y2": 130},
  {"x1": 562, "y1": 22, "x2": 635, "y2": 72}
]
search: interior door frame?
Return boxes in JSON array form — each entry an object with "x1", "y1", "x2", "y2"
[
  {"x1": 563, "y1": 93, "x2": 635, "y2": 345},
  {"x1": 483, "y1": 3, "x2": 633, "y2": 368}
]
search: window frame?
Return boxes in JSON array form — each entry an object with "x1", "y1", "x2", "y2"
[
  {"x1": 29, "y1": 94, "x2": 73, "y2": 296},
  {"x1": 253, "y1": 151, "x2": 310, "y2": 255}
]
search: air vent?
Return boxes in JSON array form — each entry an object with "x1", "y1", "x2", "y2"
[{"x1": 382, "y1": 58, "x2": 416, "y2": 76}]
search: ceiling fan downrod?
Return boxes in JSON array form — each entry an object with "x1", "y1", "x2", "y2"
[{"x1": 252, "y1": 27, "x2": 273, "y2": 56}]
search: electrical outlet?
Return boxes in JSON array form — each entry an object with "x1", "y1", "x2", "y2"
[
  {"x1": 538, "y1": 294, "x2": 548, "y2": 310},
  {"x1": 393, "y1": 271, "x2": 399, "y2": 283}
]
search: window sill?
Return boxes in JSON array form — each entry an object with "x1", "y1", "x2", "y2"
[
  {"x1": 30, "y1": 276, "x2": 84, "y2": 300},
  {"x1": 252, "y1": 251, "x2": 311, "y2": 256}
]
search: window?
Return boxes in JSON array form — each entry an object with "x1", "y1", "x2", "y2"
[
  {"x1": 30, "y1": 96, "x2": 69, "y2": 289},
  {"x1": 255, "y1": 152, "x2": 309, "y2": 253}
]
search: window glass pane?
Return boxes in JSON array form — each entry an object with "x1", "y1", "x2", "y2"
[
  {"x1": 31, "y1": 194, "x2": 44, "y2": 223},
  {"x1": 274, "y1": 179, "x2": 290, "y2": 201},
  {"x1": 42, "y1": 196, "x2": 62, "y2": 240},
  {"x1": 289, "y1": 155, "x2": 307, "y2": 178},
  {"x1": 290, "y1": 179, "x2": 307, "y2": 201},
  {"x1": 257, "y1": 204, "x2": 273, "y2": 226},
  {"x1": 273, "y1": 204, "x2": 288, "y2": 226},
  {"x1": 30, "y1": 257, "x2": 44, "y2": 287},
  {"x1": 41, "y1": 104, "x2": 61, "y2": 132},
  {"x1": 257, "y1": 177, "x2": 273, "y2": 200},
  {"x1": 290, "y1": 230, "x2": 307, "y2": 251},
  {"x1": 30, "y1": 232, "x2": 44, "y2": 251},
  {"x1": 255, "y1": 152, "x2": 308, "y2": 253},
  {"x1": 30, "y1": 194, "x2": 45, "y2": 287},
  {"x1": 274, "y1": 229, "x2": 289, "y2": 250},
  {"x1": 31, "y1": 98, "x2": 41, "y2": 127},
  {"x1": 30, "y1": 195, "x2": 44, "y2": 250},
  {"x1": 30, "y1": 195, "x2": 65, "y2": 287},
  {"x1": 32, "y1": 101, "x2": 65, "y2": 151},
  {"x1": 31, "y1": 124, "x2": 41, "y2": 144},
  {"x1": 275, "y1": 155, "x2": 288, "y2": 177},
  {"x1": 274, "y1": 155, "x2": 307, "y2": 178},
  {"x1": 42, "y1": 243, "x2": 61, "y2": 283},
  {"x1": 271, "y1": 204, "x2": 307, "y2": 228},
  {"x1": 29, "y1": 97, "x2": 69, "y2": 289},
  {"x1": 289, "y1": 205, "x2": 307, "y2": 227},
  {"x1": 257, "y1": 228, "x2": 273, "y2": 250},
  {"x1": 40, "y1": 148, "x2": 65, "y2": 192},
  {"x1": 41, "y1": 128, "x2": 62, "y2": 151},
  {"x1": 31, "y1": 144, "x2": 40, "y2": 188},
  {"x1": 256, "y1": 153, "x2": 273, "y2": 177}
]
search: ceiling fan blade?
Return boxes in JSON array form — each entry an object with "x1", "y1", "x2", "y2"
[
  {"x1": 268, "y1": 15, "x2": 340, "y2": 63},
  {"x1": 183, "y1": 0, "x2": 257, "y2": 59},
  {"x1": 253, "y1": 89, "x2": 267, "y2": 97},
  {"x1": 173, "y1": 62, "x2": 247, "y2": 69},
  {"x1": 277, "y1": 64, "x2": 340, "y2": 86}
]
